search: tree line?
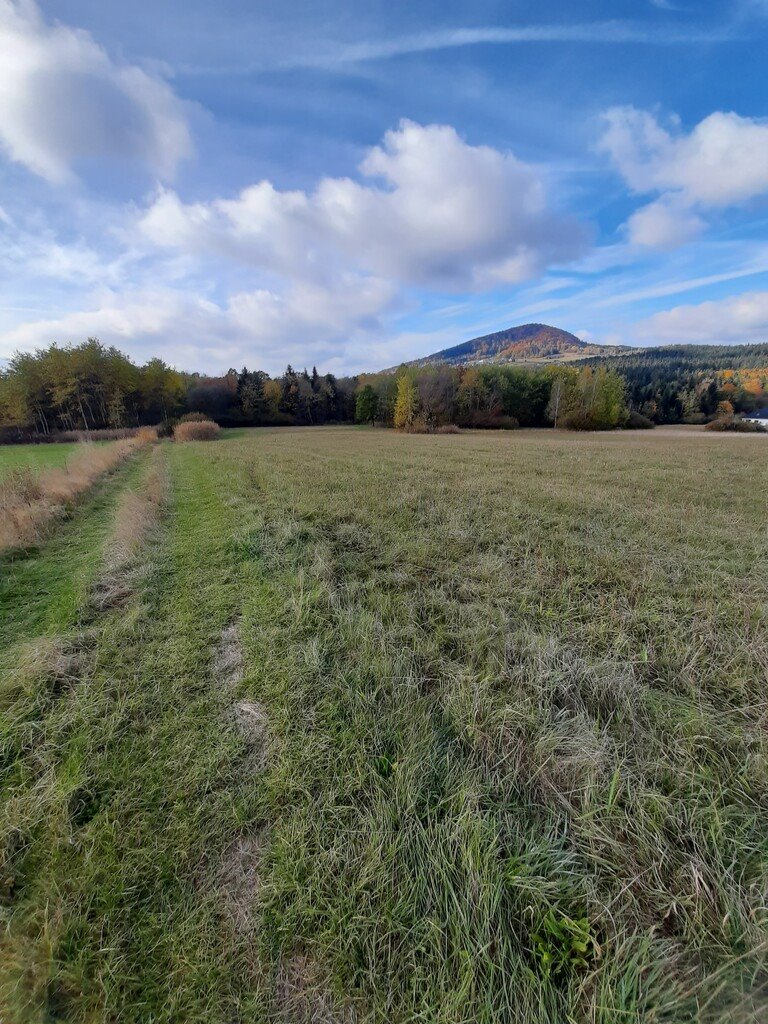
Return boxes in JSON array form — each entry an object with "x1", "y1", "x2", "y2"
[
  {"x1": 0, "y1": 340, "x2": 356, "y2": 438},
  {"x1": 355, "y1": 364, "x2": 629, "y2": 431},
  {"x1": 3, "y1": 337, "x2": 765, "y2": 440}
]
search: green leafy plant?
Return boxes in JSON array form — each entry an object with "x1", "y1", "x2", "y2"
[{"x1": 532, "y1": 909, "x2": 597, "y2": 978}]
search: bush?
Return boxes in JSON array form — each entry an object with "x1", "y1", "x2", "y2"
[
  {"x1": 559, "y1": 411, "x2": 600, "y2": 431},
  {"x1": 135, "y1": 426, "x2": 159, "y2": 443},
  {"x1": 562, "y1": 410, "x2": 624, "y2": 431},
  {"x1": 624, "y1": 410, "x2": 655, "y2": 430},
  {"x1": 435, "y1": 424, "x2": 461, "y2": 434},
  {"x1": 178, "y1": 412, "x2": 214, "y2": 424},
  {"x1": 157, "y1": 419, "x2": 178, "y2": 439},
  {"x1": 466, "y1": 411, "x2": 519, "y2": 430},
  {"x1": 404, "y1": 418, "x2": 430, "y2": 434},
  {"x1": 174, "y1": 420, "x2": 221, "y2": 442},
  {"x1": 705, "y1": 416, "x2": 767, "y2": 433}
]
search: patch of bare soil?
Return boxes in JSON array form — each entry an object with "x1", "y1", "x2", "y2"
[
  {"x1": 275, "y1": 954, "x2": 358, "y2": 1024},
  {"x1": 233, "y1": 699, "x2": 270, "y2": 768},
  {"x1": 213, "y1": 622, "x2": 244, "y2": 687},
  {"x1": 216, "y1": 831, "x2": 266, "y2": 933}
]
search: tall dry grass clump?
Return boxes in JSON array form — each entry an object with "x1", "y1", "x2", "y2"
[
  {"x1": 90, "y1": 453, "x2": 168, "y2": 611},
  {"x1": 174, "y1": 420, "x2": 221, "y2": 442},
  {"x1": 57, "y1": 427, "x2": 138, "y2": 442},
  {"x1": 0, "y1": 432, "x2": 157, "y2": 552},
  {"x1": 104, "y1": 458, "x2": 166, "y2": 574}
]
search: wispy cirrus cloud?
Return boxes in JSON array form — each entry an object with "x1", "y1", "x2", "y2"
[{"x1": 176, "y1": 20, "x2": 737, "y2": 75}]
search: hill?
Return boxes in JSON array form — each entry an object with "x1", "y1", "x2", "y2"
[{"x1": 406, "y1": 323, "x2": 630, "y2": 367}]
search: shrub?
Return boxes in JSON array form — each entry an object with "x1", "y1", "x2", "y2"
[
  {"x1": 157, "y1": 419, "x2": 178, "y2": 439},
  {"x1": 466, "y1": 411, "x2": 519, "y2": 430},
  {"x1": 404, "y1": 418, "x2": 430, "y2": 434},
  {"x1": 135, "y1": 426, "x2": 159, "y2": 443},
  {"x1": 705, "y1": 416, "x2": 767, "y2": 433},
  {"x1": 435, "y1": 424, "x2": 461, "y2": 434},
  {"x1": 624, "y1": 410, "x2": 655, "y2": 430},
  {"x1": 178, "y1": 412, "x2": 214, "y2": 424},
  {"x1": 561, "y1": 410, "x2": 624, "y2": 431},
  {"x1": 174, "y1": 420, "x2": 222, "y2": 442}
]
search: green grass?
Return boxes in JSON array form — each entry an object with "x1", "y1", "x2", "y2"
[
  {"x1": 1, "y1": 426, "x2": 767, "y2": 1022},
  {"x1": 0, "y1": 443, "x2": 90, "y2": 479}
]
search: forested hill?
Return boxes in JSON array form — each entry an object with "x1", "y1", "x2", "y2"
[
  {"x1": 575, "y1": 342, "x2": 768, "y2": 376},
  {"x1": 404, "y1": 323, "x2": 629, "y2": 367}
]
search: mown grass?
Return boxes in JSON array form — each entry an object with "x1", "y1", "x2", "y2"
[{"x1": 1, "y1": 426, "x2": 767, "y2": 1023}]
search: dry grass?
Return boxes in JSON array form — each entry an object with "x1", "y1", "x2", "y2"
[
  {"x1": 213, "y1": 621, "x2": 244, "y2": 686},
  {"x1": 174, "y1": 420, "x2": 221, "y2": 442},
  {"x1": 92, "y1": 452, "x2": 167, "y2": 609},
  {"x1": 56, "y1": 427, "x2": 138, "y2": 442},
  {"x1": 0, "y1": 432, "x2": 157, "y2": 552},
  {"x1": 216, "y1": 832, "x2": 267, "y2": 934},
  {"x1": 102, "y1": 455, "x2": 165, "y2": 574},
  {"x1": 275, "y1": 953, "x2": 358, "y2": 1023}
]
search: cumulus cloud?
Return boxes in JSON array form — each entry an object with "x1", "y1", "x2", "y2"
[
  {"x1": 637, "y1": 289, "x2": 768, "y2": 343},
  {"x1": 0, "y1": 0, "x2": 191, "y2": 182},
  {"x1": 625, "y1": 198, "x2": 705, "y2": 250},
  {"x1": 599, "y1": 106, "x2": 768, "y2": 249},
  {"x1": 0, "y1": 277, "x2": 401, "y2": 374},
  {"x1": 140, "y1": 120, "x2": 585, "y2": 291}
]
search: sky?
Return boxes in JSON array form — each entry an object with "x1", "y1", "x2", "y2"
[{"x1": 1, "y1": 0, "x2": 768, "y2": 375}]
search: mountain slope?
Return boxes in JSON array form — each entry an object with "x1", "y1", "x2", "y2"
[{"x1": 408, "y1": 323, "x2": 628, "y2": 367}]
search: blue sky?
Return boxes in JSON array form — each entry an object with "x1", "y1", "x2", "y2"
[{"x1": 1, "y1": 0, "x2": 768, "y2": 374}]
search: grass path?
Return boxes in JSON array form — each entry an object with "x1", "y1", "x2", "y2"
[
  {"x1": 0, "y1": 453, "x2": 149, "y2": 655},
  {"x1": 2, "y1": 427, "x2": 767, "y2": 1023}
]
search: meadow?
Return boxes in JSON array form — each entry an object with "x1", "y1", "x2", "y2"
[
  {"x1": 1, "y1": 425, "x2": 767, "y2": 1023},
  {"x1": 0, "y1": 443, "x2": 88, "y2": 479}
]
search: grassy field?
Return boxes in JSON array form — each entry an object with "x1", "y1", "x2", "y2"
[
  {"x1": 0, "y1": 443, "x2": 89, "y2": 479},
  {"x1": 1, "y1": 426, "x2": 767, "y2": 1023}
]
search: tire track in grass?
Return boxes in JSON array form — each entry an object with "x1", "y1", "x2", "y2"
[
  {"x1": 0, "y1": 453, "x2": 152, "y2": 805},
  {"x1": 0, "y1": 446, "x2": 167, "y2": 1022},
  {"x1": 3, "y1": 439, "x2": 284, "y2": 1023},
  {"x1": 181, "y1": 447, "x2": 355, "y2": 1022}
]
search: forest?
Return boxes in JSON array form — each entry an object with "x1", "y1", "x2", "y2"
[
  {"x1": 576, "y1": 343, "x2": 768, "y2": 423},
  {"x1": 1, "y1": 337, "x2": 767, "y2": 440}
]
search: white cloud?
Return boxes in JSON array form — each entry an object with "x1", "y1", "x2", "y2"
[
  {"x1": 140, "y1": 120, "x2": 585, "y2": 292},
  {"x1": 600, "y1": 107, "x2": 768, "y2": 250},
  {"x1": 636, "y1": 290, "x2": 768, "y2": 343},
  {"x1": 0, "y1": 0, "x2": 191, "y2": 182},
  {"x1": 228, "y1": 275, "x2": 397, "y2": 345},
  {"x1": 625, "y1": 198, "x2": 705, "y2": 250},
  {"x1": 180, "y1": 21, "x2": 735, "y2": 75},
  {"x1": 600, "y1": 107, "x2": 768, "y2": 206},
  {"x1": 0, "y1": 277, "x2": 400, "y2": 375}
]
